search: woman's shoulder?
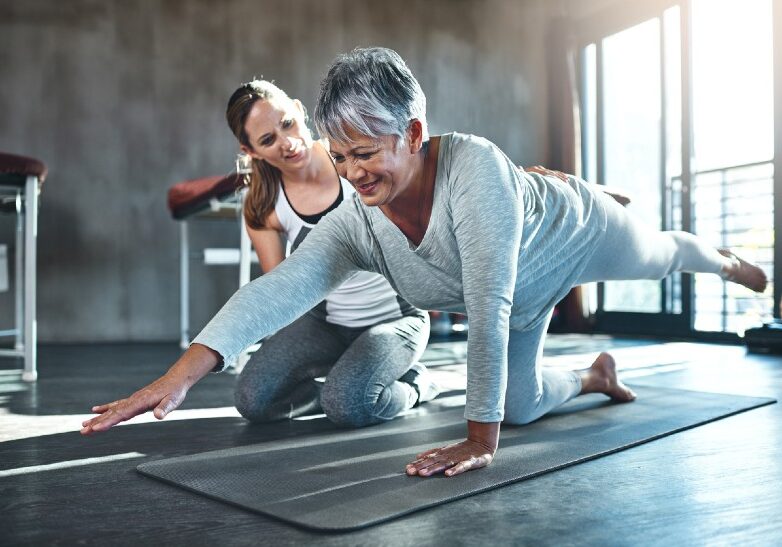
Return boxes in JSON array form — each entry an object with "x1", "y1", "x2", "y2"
[
  {"x1": 439, "y1": 132, "x2": 505, "y2": 171},
  {"x1": 441, "y1": 131, "x2": 497, "y2": 154},
  {"x1": 266, "y1": 208, "x2": 284, "y2": 231},
  {"x1": 438, "y1": 132, "x2": 514, "y2": 183}
]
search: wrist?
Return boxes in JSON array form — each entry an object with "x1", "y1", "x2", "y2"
[
  {"x1": 169, "y1": 343, "x2": 222, "y2": 389},
  {"x1": 467, "y1": 419, "x2": 500, "y2": 453}
]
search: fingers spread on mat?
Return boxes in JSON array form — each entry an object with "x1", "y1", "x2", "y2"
[{"x1": 406, "y1": 439, "x2": 494, "y2": 478}]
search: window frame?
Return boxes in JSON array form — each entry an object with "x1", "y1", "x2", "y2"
[{"x1": 574, "y1": 0, "x2": 780, "y2": 340}]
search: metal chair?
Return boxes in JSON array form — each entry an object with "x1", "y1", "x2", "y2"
[
  {"x1": 0, "y1": 152, "x2": 44, "y2": 382},
  {"x1": 167, "y1": 173, "x2": 251, "y2": 349}
]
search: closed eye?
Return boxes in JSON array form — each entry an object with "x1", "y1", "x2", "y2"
[{"x1": 331, "y1": 148, "x2": 377, "y2": 163}]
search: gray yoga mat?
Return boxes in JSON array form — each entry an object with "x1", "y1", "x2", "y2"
[{"x1": 137, "y1": 385, "x2": 775, "y2": 531}]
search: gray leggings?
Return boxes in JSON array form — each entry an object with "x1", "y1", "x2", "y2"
[
  {"x1": 235, "y1": 308, "x2": 430, "y2": 428},
  {"x1": 503, "y1": 191, "x2": 728, "y2": 425}
]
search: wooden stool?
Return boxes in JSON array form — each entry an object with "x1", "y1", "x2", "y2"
[{"x1": 0, "y1": 152, "x2": 45, "y2": 381}]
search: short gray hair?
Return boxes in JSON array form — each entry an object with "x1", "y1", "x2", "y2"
[{"x1": 314, "y1": 47, "x2": 428, "y2": 145}]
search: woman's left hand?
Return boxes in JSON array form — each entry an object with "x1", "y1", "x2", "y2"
[
  {"x1": 406, "y1": 420, "x2": 500, "y2": 477},
  {"x1": 406, "y1": 439, "x2": 496, "y2": 477}
]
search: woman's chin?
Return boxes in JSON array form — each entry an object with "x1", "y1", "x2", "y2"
[
  {"x1": 358, "y1": 194, "x2": 380, "y2": 207},
  {"x1": 356, "y1": 184, "x2": 391, "y2": 207}
]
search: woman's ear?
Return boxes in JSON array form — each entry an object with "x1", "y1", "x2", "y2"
[
  {"x1": 239, "y1": 144, "x2": 258, "y2": 160},
  {"x1": 407, "y1": 119, "x2": 424, "y2": 154}
]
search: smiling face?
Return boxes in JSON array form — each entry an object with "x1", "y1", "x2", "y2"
[
  {"x1": 329, "y1": 125, "x2": 422, "y2": 208},
  {"x1": 240, "y1": 96, "x2": 314, "y2": 172}
]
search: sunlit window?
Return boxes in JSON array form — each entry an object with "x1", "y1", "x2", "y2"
[
  {"x1": 690, "y1": 0, "x2": 775, "y2": 333},
  {"x1": 579, "y1": 0, "x2": 775, "y2": 335}
]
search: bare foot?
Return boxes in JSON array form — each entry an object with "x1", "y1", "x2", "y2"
[
  {"x1": 579, "y1": 352, "x2": 636, "y2": 402},
  {"x1": 717, "y1": 249, "x2": 768, "y2": 293}
]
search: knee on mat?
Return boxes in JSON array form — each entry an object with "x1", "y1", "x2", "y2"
[
  {"x1": 234, "y1": 387, "x2": 274, "y2": 423},
  {"x1": 503, "y1": 398, "x2": 542, "y2": 426},
  {"x1": 320, "y1": 380, "x2": 377, "y2": 428}
]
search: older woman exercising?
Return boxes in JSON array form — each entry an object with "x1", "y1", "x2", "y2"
[{"x1": 82, "y1": 48, "x2": 766, "y2": 479}]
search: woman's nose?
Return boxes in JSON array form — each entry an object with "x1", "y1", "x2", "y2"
[{"x1": 346, "y1": 161, "x2": 366, "y2": 183}]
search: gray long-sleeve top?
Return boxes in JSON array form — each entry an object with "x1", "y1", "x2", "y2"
[{"x1": 194, "y1": 133, "x2": 608, "y2": 422}]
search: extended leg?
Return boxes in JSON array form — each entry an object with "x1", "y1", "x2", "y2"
[{"x1": 578, "y1": 194, "x2": 758, "y2": 286}]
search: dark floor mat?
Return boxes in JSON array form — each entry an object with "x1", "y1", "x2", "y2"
[{"x1": 137, "y1": 385, "x2": 775, "y2": 531}]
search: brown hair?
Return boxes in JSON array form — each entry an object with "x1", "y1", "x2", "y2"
[{"x1": 226, "y1": 80, "x2": 292, "y2": 230}]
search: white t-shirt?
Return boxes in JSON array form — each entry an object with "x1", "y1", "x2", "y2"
[{"x1": 273, "y1": 176, "x2": 409, "y2": 327}]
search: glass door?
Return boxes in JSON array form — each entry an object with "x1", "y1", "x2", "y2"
[{"x1": 581, "y1": 6, "x2": 687, "y2": 334}]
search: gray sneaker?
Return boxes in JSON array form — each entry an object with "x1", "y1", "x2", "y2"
[{"x1": 399, "y1": 363, "x2": 441, "y2": 407}]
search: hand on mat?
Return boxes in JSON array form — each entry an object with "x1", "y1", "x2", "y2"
[
  {"x1": 80, "y1": 373, "x2": 189, "y2": 435},
  {"x1": 406, "y1": 421, "x2": 500, "y2": 477},
  {"x1": 406, "y1": 439, "x2": 496, "y2": 477}
]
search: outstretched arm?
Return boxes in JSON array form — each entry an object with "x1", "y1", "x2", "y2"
[
  {"x1": 82, "y1": 209, "x2": 364, "y2": 435},
  {"x1": 194, "y1": 208, "x2": 364, "y2": 367},
  {"x1": 81, "y1": 343, "x2": 220, "y2": 434}
]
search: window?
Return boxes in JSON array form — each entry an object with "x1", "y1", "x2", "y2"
[{"x1": 579, "y1": 0, "x2": 775, "y2": 336}]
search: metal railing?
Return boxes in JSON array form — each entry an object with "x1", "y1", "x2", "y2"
[{"x1": 671, "y1": 160, "x2": 775, "y2": 333}]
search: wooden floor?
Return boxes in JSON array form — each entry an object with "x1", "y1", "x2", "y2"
[{"x1": 1, "y1": 337, "x2": 781, "y2": 546}]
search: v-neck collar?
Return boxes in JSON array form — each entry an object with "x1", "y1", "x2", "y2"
[{"x1": 375, "y1": 135, "x2": 447, "y2": 254}]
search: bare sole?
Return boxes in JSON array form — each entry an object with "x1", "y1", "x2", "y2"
[
  {"x1": 585, "y1": 352, "x2": 637, "y2": 402},
  {"x1": 718, "y1": 249, "x2": 768, "y2": 293}
]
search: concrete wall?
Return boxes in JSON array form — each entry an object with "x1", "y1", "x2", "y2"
[{"x1": 0, "y1": 0, "x2": 556, "y2": 342}]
